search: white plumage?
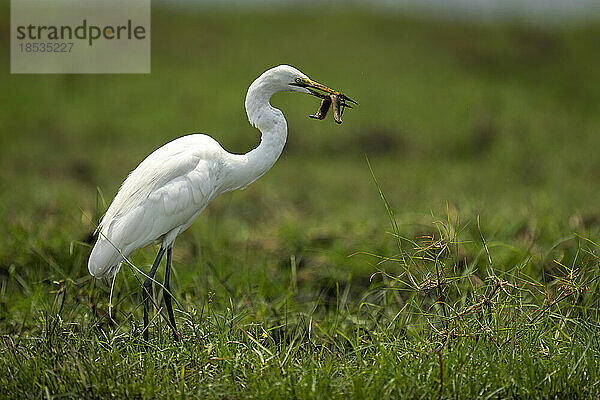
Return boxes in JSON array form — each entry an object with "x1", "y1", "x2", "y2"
[
  {"x1": 89, "y1": 135, "x2": 222, "y2": 277},
  {"x1": 88, "y1": 65, "x2": 351, "y2": 340}
]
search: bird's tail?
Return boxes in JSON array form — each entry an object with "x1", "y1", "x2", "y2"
[{"x1": 88, "y1": 234, "x2": 124, "y2": 278}]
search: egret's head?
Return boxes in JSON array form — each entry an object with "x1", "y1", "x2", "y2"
[
  {"x1": 248, "y1": 65, "x2": 310, "y2": 95},
  {"x1": 247, "y1": 65, "x2": 356, "y2": 124},
  {"x1": 250, "y1": 64, "x2": 350, "y2": 98},
  {"x1": 269, "y1": 65, "x2": 312, "y2": 94}
]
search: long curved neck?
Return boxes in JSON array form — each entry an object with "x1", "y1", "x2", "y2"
[{"x1": 221, "y1": 82, "x2": 288, "y2": 192}]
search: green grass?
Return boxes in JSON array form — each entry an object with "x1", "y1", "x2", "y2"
[{"x1": 2, "y1": 5, "x2": 600, "y2": 398}]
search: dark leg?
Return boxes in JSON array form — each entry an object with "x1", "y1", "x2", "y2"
[
  {"x1": 163, "y1": 247, "x2": 179, "y2": 341},
  {"x1": 143, "y1": 246, "x2": 166, "y2": 341}
]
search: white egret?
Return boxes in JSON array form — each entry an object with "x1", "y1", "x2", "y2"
[{"x1": 88, "y1": 65, "x2": 356, "y2": 340}]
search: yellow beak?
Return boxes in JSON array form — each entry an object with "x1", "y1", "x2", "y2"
[{"x1": 290, "y1": 77, "x2": 358, "y2": 106}]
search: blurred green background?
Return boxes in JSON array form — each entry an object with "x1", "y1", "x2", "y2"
[{"x1": 1, "y1": 2, "x2": 600, "y2": 326}]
